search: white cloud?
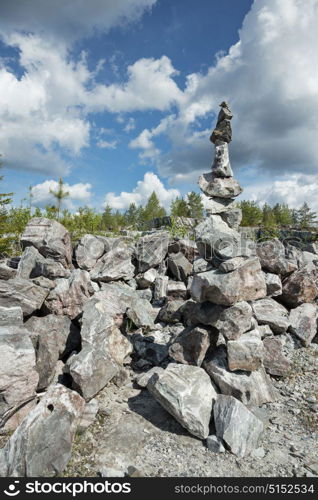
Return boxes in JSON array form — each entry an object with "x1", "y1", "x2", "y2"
[
  {"x1": 97, "y1": 139, "x2": 118, "y2": 149},
  {"x1": 104, "y1": 171, "x2": 180, "y2": 210},
  {"x1": 124, "y1": 117, "x2": 136, "y2": 133},
  {"x1": 31, "y1": 179, "x2": 92, "y2": 209}
]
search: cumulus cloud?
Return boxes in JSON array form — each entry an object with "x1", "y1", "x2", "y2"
[
  {"x1": 104, "y1": 171, "x2": 180, "y2": 210},
  {"x1": 31, "y1": 179, "x2": 92, "y2": 209},
  {"x1": 97, "y1": 139, "x2": 118, "y2": 149},
  {"x1": 0, "y1": 0, "x2": 157, "y2": 46}
]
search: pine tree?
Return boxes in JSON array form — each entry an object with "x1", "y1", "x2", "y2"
[
  {"x1": 143, "y1": 192, "x2": 166, "y2": 221},
  {"x1": 187, "y1": 191, "x2": 204, "y2": 218},
  {"x1": 124, "y1": 203, "x2": 139, "y2": 228},
  {"x1": 49, "y1": 178, "x2": 69, "y2": 220},
  {"x1": 272, "y1": 203, "x2": 293, "y2": 226},
  {"x1": 101, "y1": 205, "x2": 113, "y2": 230},
  {"x1": 297, "y1": 202, "x2": 317, "y2": 229},
  {"x1": 170, "y1": 197, "x2": 190, "y2": 217},
  {"x1": 0, "y1": 156, "x2": 14, "y2": 256},
  {"x1": 262, "y1": 203, "x2": 278, "y2": 237},
  {"x1": 238, "y1": 200, "x2": 262, "y2": 226}
]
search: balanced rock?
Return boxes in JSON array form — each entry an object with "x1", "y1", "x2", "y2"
[
  {"x1": 195, "y1": 215, "x2": 241, "y2": 261},
  {"x1": 289, "y1": 303, "x2": 318, "y2": 346},
  {"x1": 199, "y1": 172, "x2": 242, "y2": 199},
  {"x1": 213, "y1": 395, "x2": 263, "y2": 457},
  {"x1": 148, "y1": 363, "x2": 217, "y2": 439},
  {"x1": 205, "y1": 197, "x2": 236, "y2": 215},
  {"x1": 210, "y1": 102, "x2": 233, "y2": 144},
  {"x1": 252, "y1": 298, "x2": 290, "y2": 334},
  {"x1": 204, "y1": 347, "x2": 277, "y2": 406},
  {"x1": 211, "y1": 141, "x2": 233, "y2": 177},
  {"x1": 136, "y1": 231, "x2": 170, "y2": 272},
  {"x1": 0, "y1": 384, "x2": 85, "y2": 477},
  {"x1": 227, "y1": 330, "x2": 264, "y2": 372},
  {"x1": 220, "y1": 208, "x2": 242, "y2": 230},
  {"x1": 191, "y1": 257, "x2": 266, "y2": 306},
  {"x1": 169, "y1": 326, "x2": 211, "y2": 366},
  {"x1": 20, "y1": 217, "x2": 72, "y2": 268},
  {"x1": 0, "y1": 278, "x2": 48, "y2": 316}
]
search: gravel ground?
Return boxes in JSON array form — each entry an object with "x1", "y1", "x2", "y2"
[{"x1": 62, "y1": 343, "x2": 318, "y2": 478}]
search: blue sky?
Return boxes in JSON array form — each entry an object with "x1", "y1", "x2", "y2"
[{"x1": 1, "y1": 0, "x2": 318, "y2": 212}]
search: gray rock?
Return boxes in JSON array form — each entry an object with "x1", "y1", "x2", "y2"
[
  {"x1": 191, "y1": 257, "x2": 266, "y2": 306},
  {"x1": 90, "y1": 241, "x2": 134, "y2": 282},
  {"x1": 17, "y1": 246, "x2": 70, "y2": 280},
  {"x1": 135, "y1": 367, "x2": 165, "y2": 388},
  {"x1": 136, "y1": 231, "x2": 170, "y2": 272},
  {"x1": 0, "y1": 306, "x2": 23, "y2": 326},
  {"x1": 44, "y1": 269, "x2": 93, "y2": 319},
  {"x1": 126, "y1": 297, "x2": 155, "y2": 329},
  {"x1": 195, "y1": 215, "x2": 241, "y2": 261},
  {"x1": 168, "y1": 239, "x2": 198, "y2": 263},
  {"x1": 204, "y1": 347, "x2": 277, "y2": 406},
  {"x1": 281, "y1": 268, "x2": 318, "y2": 308},
  {"x1": 0, "y1": 260, "x2": 17, "y2": 280},
  {"x1": 0, "y1": 278, "x2": 48, "y2": 316},
  {"x1": 167, "y1": 252, "x2": 192, "y2": 282},
  {"x1": 167, "y1": 280, "x2": 187, "y2": 299},
  {"x1": 206, "y1": 435, "x2": 225, "y2": 453},
  {"x1": 263, "y1": 336, "x2": 290, "y2": 376},
  {"x1": 20, "y1": 217, "x2": 72, "y2": 268},
  {"x1": 153, "y1": 276, "x2": 169, "y2": 301},
  {"x1": 192, "y1": 258, "x2": 213, "y2": 274},
  {"x1": 169, "y1": 326, "x2": 210, "y2": 366},
  {"x1": 74, "y1": 234, "x2": 108, "y2": 270},
  {"x1": 136, "y1": 289, "x2": 153, "y2": 301},
  {"x1": 78, "y1": 398, "x2": 99, "y2": 432},
  {"x1": 227, "y1": 330, "x2": 264, "y2": 372},
  {"x1": 289, "y1": 303, "x2": 318, "y2": 346},
  {"x1": 157, "y1": 299, "x2": 184, "y2": 324},
  {"x1": 258, "y1": 324, "x2": 274, "y2": 338},
  {"x1": 205, "y1": 197, "x2": 236, "y2": 215},
  {"x1": 25, "y1": 315, "x2": 80, "y2": 390},
  {"x1": 220, "y1": 208, "x2": 242, "y2": 230},
  {"x1": 32, "y1": 276, "x2": 56, "y2": 290},
  {"x1": 0, "y1": 325, "x2": 39, "y2": 420},
  {"x1": 0, "y1": 384, "x2": 85, "y2": 477},
  {"x1": 265, "y1": 272, "x2": 282, "y2": 297},
  {"x1": 213, "y1": 301, "x2": 253, "y2": 340},
  {"x1": 199, "y1": 172, "x2": 242, "y2": 198},
  {"x1": 256, "y1": 239, "x2": 297, "y2": 276},
  {"x1": 252, "y1": 298, "x2": 290, "y2": 333},
  {"x1": 213, "y1": 395, "x2": 264, "y2": 457},
  {"x1": 148, "y1": 363, "x2": 217, "y2": 439},
  {"x1": 219, "y1": 256, "x2": 246, "y2": 272},
  {"x1": 136, "y1": 268, "x2": 159, "y2": 289},
  {"x1": 211, "y1": 141, "x2": 233, "y2": 177}
]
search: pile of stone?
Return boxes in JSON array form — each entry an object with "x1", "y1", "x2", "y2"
[{"x1": 0, "y1": 105, "x2": 317, "y2": 477}]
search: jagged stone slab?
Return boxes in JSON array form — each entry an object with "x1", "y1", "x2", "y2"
[
  {"x1": 126, "y1": 297, "x2": 155, "y2": 329},
  {"x1": 17, "y1": 246, "x2": 70, "y2": 280},
  {"x1": 213, "y1": 301, "x2": 253, "y2": 340},
  {"x1": 168, "y1": 239, "x2": 198, "y2": 263},
  {"x1": 136, "y1": 231, "x2": 170, "y2": 272},
  {"x1": 169, "y1": 326, "x2": 210, "y2": 366},
  {"x1": 167, "y1": 252, "x2": 192, "y2": 282},
  {"x1": 0, "y1": 278, "x2": 48, "y2": 316},
  {"x1": 153, "y1": 275, "x2": 169, "y2": 301},
  {"x1": 0, "y1": 384, "x2": 85, "y2": 477},
  {"x1": 199, "y1": 172, "x2": 242, "y2": 199},
  {"x1": 263, "y1": 336, "x2": 290, "y2": 376},
  {"x1": 289, "y1": 303, "x2": 318, "y2": 346},
  {"x1": 214, "y1": 395, "x2": 264, "y2": 457},
  {"x1": 191, "y1": 257, "x2": 266, "y2": 306},
  {"x1": 90, "y1": 241, "x2": 134, "y2": 282},
  {"x1": 20, "y1": 217, "x2": 72, "y2": 268},
  {"x1": 195, "y1": 215, "x2": 241, "y2": 261},
  {"x1": 148, "y1": 363, "x2": 217, "y2": 439},
  {"x1": 204, "y1": 347, "x2": 277, "y2": 406},
  {"x1": 227, "y1": 330, "x2": 264, "y2": 372},
  {"x1": 252, "y1": 298, "x2": 290, "y2": 334}
]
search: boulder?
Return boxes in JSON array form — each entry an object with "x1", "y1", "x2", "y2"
[
  {"x1": 25, "y1": 315, "x2": 80, "y2": 390},
  {"x1": 0, "y1": 384, "x2": 85, "y2": 477},
  {"x1": 212, "y1": 301, "x2": 253, "y2": 340},
  {"x1": 136, "y1": 231, "x2": 170, "y2": 272},
  {"x1": 148, "y1": 364, "x2": 217, "y2": 439},
  {"x1": 157, "y1": 299, "x2": 184, "y2": 324},
  {"x1": 167, "y1": 252, "x2": 193, "y2": 282},
  {"x1": 44, "y1": 269, "x2": 94, "y2": 319},
  {"x1": 0, "y1": 305, "x2": 23, "y2": 326},
  {"x1": 192, "y1": 258, "x2": 213, "y2": 274},
  {"x1": 289, "y1": 303, "x2": 318, "y2": 346},
  {"x1": 227, "y1": 330, "x2": 264, "y2": 372},
  {"x1": 74, "y1": 234, "x2": 108, "y2": 270},
  {"x1": 0, "y1": 325, "x2": 38, "y2": 420},
  {"x1": 136, "y1": 268, "x2": 159, "y2": 289},
  {"x1": 256, "y1": 239, "x2": 297, "y2": 276},
  {"x1": 191, "y1": 257, "x2": 266, "y2": 306},
  {"x1": 195, "y1": 215, "x2": 241, "y2": 261},
  {"x1": 198, "y1": 172, "x2": 242, "y2": 198},
  {"x1": 263, "y1": 336, "x2": 290, "y2": 376},
  {"x1": 206, "y1": 435, "x2": 225, "y2": 453},
  {"x1": 126, "y1": 297, "x2": 155, "y2": 329},
  {"x1": 168, "y1": 239, "x2": 198, "y2": 263},
  {"x1": 204, "y1": 347, "x2": 277, "y2": 406},
  {"x1": 252, "y1": 298, "x2": 290, "y2": 334},
  {"x1": 17, "y1": 246, "x2": 70, "y2": 280},
  {"x1": 219, "y1": 256, "x2": 246, "y2": 273},
  {"x1": 211, "y1": 141, "x2": 233, "y2": 177},
  {"x1": 20, "y1": 217, "x2": 72, "y2": 268},
  {"x1": 220, "y1": 208, "x2": 242, "y2": 230},
  {"x1": 265, "y1": 272, "x2": 282, "y2": 297},
  {"x1": 205, "y1": 197, "x2": 236, "y2": 215},
  {"x1": 213, "y1": 395, "x2": 263, "y2": 457},
  {"x1": 78, "y1": 398, "x2": 99, "y2": 432},
  {"x1": 169, "y1": 326, "x2": 211, "y2": 366},
  {"x1": 136, "y1": 289, "x2": 153, "y2": 301},
  {"x1": 0, "y1": 278, "x2": 48, "y2": 316},
  {"x1": 0, "y1": 260, "x2": 17, "y2": 280},
  {"x1": 167, "y1": 281, "x2": 187, "y2": 299},
  {"x1": 90, "y1": 241, "x2": 134, "y2": 283},
  {"x1": 153, "y1": 276, "x2": 169, "y2": 301},
  {"x1": 135, "y1": 367, "x2": 165, "y2": 388},
  {"x1": 281, "y1": 268, "x2": 318, "y2": 308}
]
